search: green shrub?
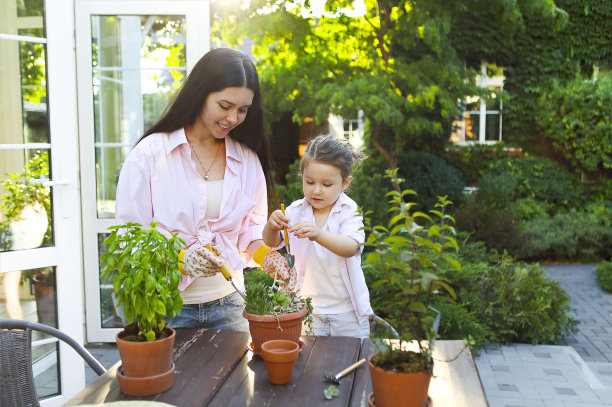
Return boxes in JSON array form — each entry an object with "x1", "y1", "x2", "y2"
[
  {"x1": 477, "y1": 155, "x2": 589, "y2": 213},
  {"x1": 437, "y1": 252, "x2": 577, "y2": 345},
  {"x1": 595, "y1": 262, "x2": 612, "y2": 293},
  {"x1": 453, "y1": 196, "x2": 524, "y2": 257},
  {"x1": 519, "y1": 208, "x2": 612, "y2": 262},
  {"x1": 445, "y1": 142, "x2": 509, "y2": 186},
  {"x1": 537, "y1": 73, "x2": 612, "y2": 176}
]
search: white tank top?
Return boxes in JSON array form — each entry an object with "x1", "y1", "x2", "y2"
[{"x1": 182, "y1": 179, "x2": 245, "y2": 304}]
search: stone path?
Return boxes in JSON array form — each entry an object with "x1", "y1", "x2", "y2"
[{"x1": 476, "y1": 264, "x2": 612, "y2": 407}]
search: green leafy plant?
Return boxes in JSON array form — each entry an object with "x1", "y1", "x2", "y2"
[
  {"x1": 244, "y1": 268, "x2": 313, "y2": 332},
  {"x1": 362, "y1": 169, "x2": 460, "y2": 373},
  {"x1": 1, "y1": 151, "x2": 50, "y2": 221},
  {"x1": 595, "y1": 261, "x2": 612, "y2": 293},
  {"x1": 99, "y1": 221, "x2": 184, "y2": 342},
  {"x1": 324, "y1": 385, "x2": 340, "y2": 400}
]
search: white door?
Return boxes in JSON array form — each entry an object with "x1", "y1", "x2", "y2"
[
  {"x1": 0, "y1": 0, "x2": 87, "y2": 404},
  {"x1": 75, "y1": 0, "x2": 210, "y2": 342}
]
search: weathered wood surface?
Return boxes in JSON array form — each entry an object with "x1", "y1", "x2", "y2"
[{"x1": 65, "y1": 331, "x2": 488, "y2": 407}]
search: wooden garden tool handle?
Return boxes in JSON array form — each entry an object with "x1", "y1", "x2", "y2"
[{"x1": 336, "y1": 358, "x2": 367, "y2": 379}]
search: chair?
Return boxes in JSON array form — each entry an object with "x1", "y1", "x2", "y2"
[{"x1": 0, "y1": 319, "x2": 106, "y2": 407}]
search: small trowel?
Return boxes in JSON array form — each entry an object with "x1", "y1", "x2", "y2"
[
  {"x1": 205, "y1": 244, "x2": 246, "y2": 299},
  {"x1": 280, "y1": 203, "x2": 295, "y2": 269}
]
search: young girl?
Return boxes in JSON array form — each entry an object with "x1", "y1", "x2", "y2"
[{"x1": 263, "y1": 135, "x2": 373, "y2": 338}]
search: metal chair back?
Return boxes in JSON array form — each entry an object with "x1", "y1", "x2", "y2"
[{"x1": 0, "y1": 319, "x2": 106, "y2": 407}]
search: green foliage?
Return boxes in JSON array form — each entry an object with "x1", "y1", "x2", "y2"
[
  {"x1": 1, "y1": 151, "x2": 50, "y2": 221},
  {"x1": 1, "y1": 151, "x2": 51, "y2": 250},
  {"x1": 214, "y1": 0, "x2": 481, "y2": 166},
  {"x1": 99, "y1": 222, "x2": 184, "y2": 342},
  {"x1": 396, "y1": 151, "x2": 465, "y2": 211},
  {"x1": 361, "y1": 168, "x2": 460, "y2": 367},
  {"x1": 595, "y1": 261, "x2": 612, "y2": 293},
  {"x1": 439, "y1": 252, "x2": 577, "y2": 345},
  {"x1": 519, "y1": 207, "x2": 612, "y2": 262},
  {"x1": 275, "y1": 159, "x2": 305, "y2": 207},
  {"x1": 476, "y1": 155, "x2": 589, "y2": 212},
  {"x1": 453, "y1": 196, "x2": 525, "y2": 258},
  {"x1": 537, "y1": 73, "x2": 612, "y2": 176},
  {"x1": 444, "y1": 143, "x2": 510, "y2": 186},
  {"x1": 324, "y1": 385, "x2": 340, "y2": 400}
]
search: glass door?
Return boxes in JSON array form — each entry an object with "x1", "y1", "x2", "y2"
[
  {"x1": 75, "y1": 0, "x2": 210, "y2": 342},
  {"x1": 1, "y1": 0, "x2": 86, "y2": 404}
]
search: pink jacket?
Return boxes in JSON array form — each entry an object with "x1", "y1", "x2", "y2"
[
  {"x1": 115, "y1": 128, "x2": 267, "y2": 289},
  {"x1": 284, "y1": 193, "x2": 373, "y2": 322}
]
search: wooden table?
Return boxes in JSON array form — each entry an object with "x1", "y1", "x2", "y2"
[{"x1": 66, "y1": 329, "x2": 489, "y2": 406}]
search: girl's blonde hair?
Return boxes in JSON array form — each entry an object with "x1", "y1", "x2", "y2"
[{"x1": 300, "y1": 134, "x2": 365, "y2": 180}]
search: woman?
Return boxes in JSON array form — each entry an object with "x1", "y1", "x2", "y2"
[{"x1": 115, "y1": 48, "x2": 292, "y2": 331}]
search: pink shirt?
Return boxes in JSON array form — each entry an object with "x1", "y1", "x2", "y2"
[
  {"x1": 283, "y1": 193, "x2": 373, "y2": 322},
  {"x1": 115, "y1": 128, "x2": 267, "y2": 290}
]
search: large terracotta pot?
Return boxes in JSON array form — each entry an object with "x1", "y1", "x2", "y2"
[
  {"x1": 261, "y1": 339, "x2": 299, "y2": 384},
  {"x1": 243, "y1": 305, "x2": 307, "y2": 352},
  {"x1": 115, "y1": 326, "x2": 175, "y2": 395},
  {"x1": 368, "y1": 353, "x2": 432, "y2": 407}
]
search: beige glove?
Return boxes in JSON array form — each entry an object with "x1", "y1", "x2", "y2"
[
  {"x1": 179, "y1": 244, "x2": 224, "y2": 277},
  {"x1": 253, "y1": 244, "x2": 296, "y2": 291}
]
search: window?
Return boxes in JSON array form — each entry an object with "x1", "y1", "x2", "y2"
[{"x1": 452, "y1": 62, "x2": 503, "y2": 144}]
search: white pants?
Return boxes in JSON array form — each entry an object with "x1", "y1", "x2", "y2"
[{"x1": 305, "y1": 310, "x2": 370, "y2": 339}]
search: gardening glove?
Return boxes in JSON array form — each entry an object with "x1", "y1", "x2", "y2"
[
  {"x1": 178, "y1": 244, "x2": 224, "y2": 278},
  {"x1": 253, "y1": 244, "x2": 297, "y2": 291}
]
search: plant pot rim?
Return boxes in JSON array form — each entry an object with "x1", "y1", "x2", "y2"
[
  {"x1": 243, "y1": 304, "x2": 307, "y2": 322},
  {"x1": 116, "y1": 326, "x2": 176, "y2": 343}
]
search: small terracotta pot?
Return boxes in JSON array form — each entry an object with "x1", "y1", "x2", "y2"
[{"x1": 261, "y1": 339, "x2": 299, "y2": 384}]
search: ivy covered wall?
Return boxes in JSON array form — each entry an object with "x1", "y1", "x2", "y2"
[{"x1": 454, "y1": 0, "x2": 612, "y2": 154}]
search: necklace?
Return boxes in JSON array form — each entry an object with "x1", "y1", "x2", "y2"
[{"x1": 187, "y1": 136, "x2": 222, "y2": 181}]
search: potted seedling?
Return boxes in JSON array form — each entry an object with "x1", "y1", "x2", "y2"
[
  {"x1": 243, "y1": 269, "x2": 312, "y2": 354},
  {"x1": 362, "y1": 169, "x2": 461, "y2": 407},
  {"x1": 99, "y1": 221, "x2": 184, "y2": 396}
]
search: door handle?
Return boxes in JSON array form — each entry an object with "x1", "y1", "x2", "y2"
[{"x1": 29, "y1": 179, "x2": 70, "y2": 187}]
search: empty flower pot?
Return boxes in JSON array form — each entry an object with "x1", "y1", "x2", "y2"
[{"x1": 261, "y1": 339, "x2": 299, "y2": 384}]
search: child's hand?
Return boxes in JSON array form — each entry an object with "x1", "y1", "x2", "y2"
[
  {"x1": 289, "y1": 221, "x2": 320, "y2": 241},
  {"x1": 267, "y1": 209, "x2": 289, "y2": 231}
]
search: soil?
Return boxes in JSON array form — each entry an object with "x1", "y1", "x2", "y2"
[
  {"x1": 118, "y1": 324, "x2": 173, "y2": 342},
  {"x1": 371, "y1": 350, "x2": 433, "y2": 374}
]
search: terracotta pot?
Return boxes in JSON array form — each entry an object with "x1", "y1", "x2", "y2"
[
  {"x1": 243, "y1": 305, "x2": 307, "y2": 352},
  {"x1": 261, "y1": 339, "x2": 299, "y2": 384},
  {"x1": 368, "y1": 353, "x2": 432, "y2": 407},
  {"x1": 116, "y1": 327, "x2": 175, "y2": 379}
]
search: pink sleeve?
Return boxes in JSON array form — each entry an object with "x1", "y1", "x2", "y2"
[
  {"x1": 115, "y1": 159, "x2": 153, "y2": 226},
  {"x1": 236, "y1": 153, "x2": 267, "y2": 253}
]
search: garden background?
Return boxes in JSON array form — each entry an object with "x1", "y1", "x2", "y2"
[{"x1": 216, "y1": 0, "x2": 612, "y2": 350}]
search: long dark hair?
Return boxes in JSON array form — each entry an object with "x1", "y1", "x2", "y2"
[{"x1": 139, "y1": 48, "x2": 273, "y2": 190}]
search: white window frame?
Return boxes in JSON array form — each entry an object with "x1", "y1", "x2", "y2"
[
  {"x1": 453, "y1": 62, "x2": 504, "y2": 145},
  {"x1": 75, "y1": 0, "x2": 210, "y2": 343}
]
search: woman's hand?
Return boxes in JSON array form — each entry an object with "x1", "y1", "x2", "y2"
[
  {"x1": 289, "y1": 221, "x2": 320, "y2": 241},
  {"x1": 182, "y1": 244, "x2": 225, "y2": 277}
]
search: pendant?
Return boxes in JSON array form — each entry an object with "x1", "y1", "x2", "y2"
[{"x1": 204, "y1": 175, "x2": 209, "y2": 181}]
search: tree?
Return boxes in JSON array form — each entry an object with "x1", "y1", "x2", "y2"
[{"x1": 213, "y1": 0, "x2": 560, "y2": 170}]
